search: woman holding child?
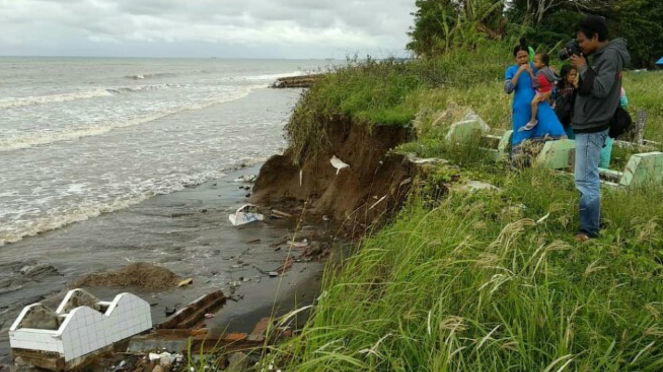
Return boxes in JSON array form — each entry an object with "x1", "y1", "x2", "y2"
[{"x1": 504, "y1": 39, "x2": 566, "y2": 151}]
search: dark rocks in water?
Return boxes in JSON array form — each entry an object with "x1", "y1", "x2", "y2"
[
  {"x1": 245, "y1": 193, "x2": 251, "y2": 198},
  {"x1": 164, "y1": 306, "x2": 176, "y2": 316},
  {"x1": 271, "y1": 74, "x2": 323, "y2": 88},
  {"x1": 20, "y1": 263, "x2": 61, "y2": 280}
]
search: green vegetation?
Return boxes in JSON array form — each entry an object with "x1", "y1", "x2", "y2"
[
  {"x1": 267, "y1": 164, "x2": 663, "y2": 371},
  {"x1": 407, "y1": 0, "x2": 663, "y2": 68},
  {"x1": 271, "y1": 3, "x2": 663, "y2": 369}
]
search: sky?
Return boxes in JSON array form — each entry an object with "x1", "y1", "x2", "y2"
[{"x1": 0, "y1": 0, "x2": 417, "y2": 59}]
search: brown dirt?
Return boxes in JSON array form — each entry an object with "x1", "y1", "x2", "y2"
[
  {"x1": 251, "y1": 116, "x2": 415, "y2": 236},
  {"x1": 69, "y1": 263, "x2": 182, "y2": 291}
]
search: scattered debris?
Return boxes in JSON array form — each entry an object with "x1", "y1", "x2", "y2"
[
  {"x1": 273, "y1": 257, "x2": 294, "y2": 275},
  {"x1": 229, "y1": 204, "x2": 265, "y2": 226},
  {"x1": 536, "y1": 213, "x2": 551, "y2": 225},
  {"x1": 248, "y1": 238, "x2": 261, "y2": 244},
  {"x1": 268, "y1": 272, "x2": 279, "y2": 277},
  {"x1": 177, "y1": 278, "x2": 193, "y2": 287},
  {"x1": 234, "y1": 175, "x2": 257, "y2": 183},
  {"x1": 369, "y1": 195, "x2": 388, "y2": 210},
  {"x1": 204, "y1": 313, "x2": 215, "y2": 319},
  {"x1": 157, "y1": 291, "x2": 226, "y2": 330},
  {"x1": 330, "y1": 155, "x2": 350, "y2": 175},
  {"x1": 271, "y1": 209, "x2": 293, "y2": 219},
  {"x1": 288, "y1": 239, "x2": 309, "y2": 248}
]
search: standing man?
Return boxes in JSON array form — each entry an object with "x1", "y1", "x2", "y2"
[{"x1": 570, "y1": 15, "x2": 630, "y2": 242}]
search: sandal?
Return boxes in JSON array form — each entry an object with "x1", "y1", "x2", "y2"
[{"x1": 574, "y1": 233, "x2": 590, "y2": 242}]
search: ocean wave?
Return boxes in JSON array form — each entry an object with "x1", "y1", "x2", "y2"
[
  {"x1": 0, "y1": 170, "x2": 228, "y2": 247},
  {"x1": 0, "y1": 85, "x2": 263, "y2": 152},
  {"x1": 0, "y1": 84, "x2": 181, "y2": 110},
  {"x1": 106, "y1": 83, "x2": 180, "y2": 94},
  {"x1": 125, "y1": 72, "x2": 177, "y2": 80},
  {"x1": 0, "y1": 89, "x2": 114, "y2": 110}
]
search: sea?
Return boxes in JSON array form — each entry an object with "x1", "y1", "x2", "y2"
[{"x1": 0, "y1": 57, "x2": 334, "y2": 247}]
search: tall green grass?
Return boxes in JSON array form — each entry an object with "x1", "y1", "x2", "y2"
[
  {"x1": 267, "y1": 45, "x2": 663, "y2": 371},
  {"x1": 269, "y1": 164, "x2": 663, "y2": 371}
]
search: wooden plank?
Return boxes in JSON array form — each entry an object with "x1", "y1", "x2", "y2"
[{"x1": 157, "y1": 291, "x2": 226, "y2": 330}]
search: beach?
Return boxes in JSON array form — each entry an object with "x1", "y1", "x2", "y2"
[{"x1": 0, "y1": 58, "x2": 338, "y2": 365}]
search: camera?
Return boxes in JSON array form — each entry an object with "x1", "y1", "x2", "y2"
[{"x1": 559, "y1": 39, "x2": 581, "y2": 60}]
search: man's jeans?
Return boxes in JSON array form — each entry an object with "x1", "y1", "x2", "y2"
[{"x1": 574, "y1": 129, "x2": 609, "y2": 237}]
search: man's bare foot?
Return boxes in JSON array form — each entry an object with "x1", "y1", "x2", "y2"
[{"x1": 574, "y1": 233, "x2": 590, "y2": 242}]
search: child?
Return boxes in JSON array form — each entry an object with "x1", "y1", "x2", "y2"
[
  {"x1": 520, "y1": 53, "x2": 560, "y2": 132},
  {"x1": 554, "y1": 65, "x2": 578, "y2": 133}
]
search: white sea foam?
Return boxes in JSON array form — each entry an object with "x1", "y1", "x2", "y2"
[
  {"x1": 0, "y1": 84, "x2": 183, "y2": 111},
  {"x1": 0, "y1": 89, "x2": 114, "y2": 110},
  {"x1": 0, "y1": 170, "x2": 228, "y2": 247},
  {"x1": 106, "y1": 83, "x2": 180, "y2": 94},
  {"x1": 125, "y1": 72, "x2": 176, "y2": 80},
  {"x1": 0, "y1": 85, "x2": 263, "y2": 152}
]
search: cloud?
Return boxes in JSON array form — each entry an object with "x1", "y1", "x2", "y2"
[{"x1": 0, "y1": 0, "x2": 416, "y2": 58}]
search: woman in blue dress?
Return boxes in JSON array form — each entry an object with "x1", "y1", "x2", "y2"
[{"x1": 504, "y1": 40, "x2": 566, "y2": 153}]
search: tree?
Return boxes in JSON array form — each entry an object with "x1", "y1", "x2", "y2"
[{"x1": 407, "y1": 0, "x2": 506, "y2": 57}]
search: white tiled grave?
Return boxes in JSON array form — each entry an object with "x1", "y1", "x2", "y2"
[{"x1": 9, "y1": 289, "x2": 152, "y2": 362}]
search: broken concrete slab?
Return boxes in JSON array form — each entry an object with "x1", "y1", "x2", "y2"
[{"x1": 9, "y1": 290, "x2": 152, "y2": 371}]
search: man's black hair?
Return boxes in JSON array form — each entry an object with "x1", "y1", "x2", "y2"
[
  {"x1": 537, "y1": 53, "x2": 550, "y2": 66},
  {"x1": 576, "y1": 15, "x2": 609, "y2": 42}
]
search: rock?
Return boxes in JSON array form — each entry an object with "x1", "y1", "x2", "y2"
[
  {"x1": 19, "y1": 263, "x2": 60, "y2": 279},
  {"x1": 60, "y1": 289, "x2": 103, "y2": 314},
  {"x1": 268, "y1": 272, "x2": 279, "y2": 277},
  {"x1": 245, "y1": 193, "x2": 251, "y2": 198},
  {"x1": 17, "y1": 304, "x2": 60, "y2": 330},
  {"x1": 226, "y1": 352, "x2": 249, "y2": 372},
  {"x1": 457, "y1": 181, "x2": 500, "y2": 193},
  {"x1": 153, "y1": 364, "x2": 164, "y2": 372}
]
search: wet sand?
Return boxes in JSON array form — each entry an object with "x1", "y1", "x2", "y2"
[{"x1": 0, "y1": 164, "x2": 332, "y2": 365}]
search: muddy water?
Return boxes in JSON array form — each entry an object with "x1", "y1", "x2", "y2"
[{"x1": 0, "y1": 163, "x2": 331, "y2": 364}]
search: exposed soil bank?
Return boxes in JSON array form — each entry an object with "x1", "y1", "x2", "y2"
[{"x1": 252, "y1": 117, "x2": 415, "y2": 235}]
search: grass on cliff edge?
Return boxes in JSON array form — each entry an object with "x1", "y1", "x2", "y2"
[
  {"x1": 285, "y1": 43, "x2": 663, "y2": 164},
  {"x1": 263, "y1": 162, "x2": 663, "y2": 371}
]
